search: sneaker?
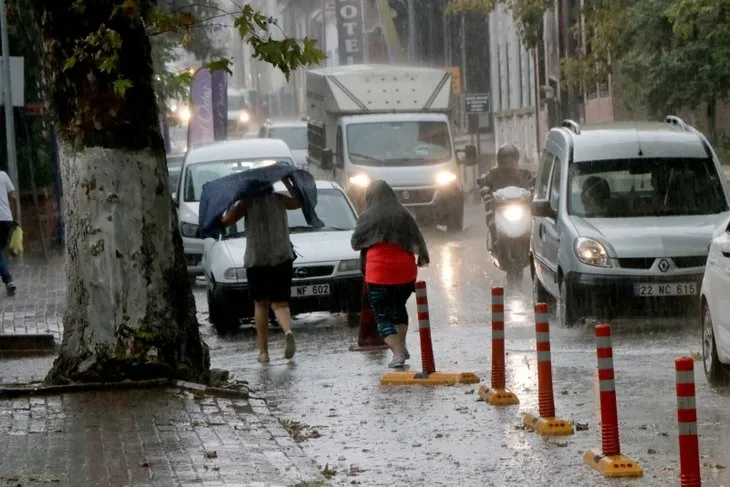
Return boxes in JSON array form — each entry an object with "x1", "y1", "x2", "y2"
[
  {"x1": 5, "y1": 282, "x2": 15, "y2": 297},
  {"x1": 257, "y1": 352, "x2": 270, "y2": 364},
  {"x1": 284, "y1": 332, "x2": 296, "y2": 359},
  {"x1": 404, "y1": 348, "x2": 410, "y2": 360},
  {"x1": 388, "y1": 354, "x2": 406, "y2": 368}
]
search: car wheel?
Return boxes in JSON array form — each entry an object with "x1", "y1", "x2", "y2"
[
  {"x1": 207, "y1": 289, "x2": 239, "y2": 334},
  {"x1": 446, "y1": 208, "x2": 464, "y2": 233},
  {"x1": 558, "y1": 279, "x2": 579, "y2": 327},
  {"x1": 532, "y1": 268, "x2": 551, "y2": 305},
  {"x1": 702, "y1": 308, "x2": 729, "y2": 386}
]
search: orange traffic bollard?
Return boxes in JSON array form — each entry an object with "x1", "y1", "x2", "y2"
[
  {"x1": 349, "y1": 280, "x2": 388, "y2": 352},
  {"x1": 523, "y1": 303, "x2": 573, "y2": 435},
  {"x1": 584, "y1": 323, "x2": 642, "y2": 477},
  {"x1": 676, "y1": 356, "x2": 701, "y2": 487},
  {"x1": 478, "y1": 287, "x2": 519, "y2": 406},
  {"x1": 380, "y1": 281, "x2": 479, "y2": 386}
]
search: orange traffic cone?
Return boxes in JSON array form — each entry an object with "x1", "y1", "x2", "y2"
[{"x1": 349, "y1": 281, "x2": 388, "y2": 351}]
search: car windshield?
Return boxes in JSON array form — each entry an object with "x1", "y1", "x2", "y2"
[
  {"x1": 267, "y1": 126, "x2": 308, "y2": 150},
  {"x1": 346, "y1": 121, "x2": 452, "y2": 166},
  {"x1": 183, "y1": 158, "x2": 294, "y2": 202},
  {"x1": 568, "y1": 157, "x2": 728, "y2": 218},
  {"x1": 223, "y1": 189, "x2": 357, "y2": 238}
]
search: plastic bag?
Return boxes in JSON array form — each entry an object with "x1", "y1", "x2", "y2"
[{"x1": 8, "y1": 225, "x2": 23, "y2": 257}]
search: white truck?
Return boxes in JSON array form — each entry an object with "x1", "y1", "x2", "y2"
[{"x1": 305, "y1": 64, "x2": 477, "y2": 232}]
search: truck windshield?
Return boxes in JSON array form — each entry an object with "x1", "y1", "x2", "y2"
[
  {"x1": 568, "y1": 157, "x2": 728, "y2": 217},
  {"x1": 346, "y1": 121, "x2": 452, "y2": 166}
]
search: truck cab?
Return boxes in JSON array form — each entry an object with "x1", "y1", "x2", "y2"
[{"x1": 305, "y1": 65, "x2": 477, "y2": 231}]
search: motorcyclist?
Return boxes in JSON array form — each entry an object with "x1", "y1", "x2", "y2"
[{"x1": 480, "y1": 144, "x2": 534, "y2": 251}]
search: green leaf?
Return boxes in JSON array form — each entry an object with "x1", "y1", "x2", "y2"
[
  {"x1": 113, "y1": 78, "x2": 134, "y2": 97},
  {"x1": 63, "y1": 56, "x2": 77, "y2": 71},
  {"x1": 206, "y1": 58, "x2": 232, "y2": 74}
]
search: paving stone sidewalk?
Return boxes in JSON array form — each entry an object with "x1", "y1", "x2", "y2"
[
  {"x1": 0, "y1": 255, "x2": 64, "y2": 340},
  {"x1": 0, "y1": 387, "x2": 325, "y2": 486}
]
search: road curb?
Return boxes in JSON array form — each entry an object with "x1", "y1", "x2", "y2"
[
  {"x1": 0, "y1": 334, "x2": 56, "y2": 356},
  {"x1": 0, "y1": 378, "x2": 249, "y2": 400}
]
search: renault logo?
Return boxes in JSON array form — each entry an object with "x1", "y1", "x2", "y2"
[
  {"x1": 657, "y1": 258, "x2": 671, "y2": 272},
  {"x1": 294, "y1": 267, "x2": 308, "y2": 278},
  {"x1": 402, "y1": 191, "x2": 410, "y2": 200}
]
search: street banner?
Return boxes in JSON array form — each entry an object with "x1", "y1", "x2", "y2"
[
  {"x1": 211, "y1": 69, "x2": 228, "y2": 141},
  {"x1": 187, "y1": 68, "x2": 214, "y2": 148}
]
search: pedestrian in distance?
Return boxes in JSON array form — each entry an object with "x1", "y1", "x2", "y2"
[
  {"x1": 0, "y1": 167, "x2": 17, "y2": 297},
  {"x1": 220, "y1": 177, "x2": 302, "y2": 364},
  {"x1": 351, "y1": 180, "x2": 430, "y2": 368}
]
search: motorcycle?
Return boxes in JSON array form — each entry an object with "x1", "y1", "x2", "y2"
[{"x1": 477, "y1": 177, "x2": 533, "y2": 283}]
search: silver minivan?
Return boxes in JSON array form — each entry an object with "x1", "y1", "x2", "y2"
[{"x1": 530, "y1": 117, "x2": 730, "y2": 325}]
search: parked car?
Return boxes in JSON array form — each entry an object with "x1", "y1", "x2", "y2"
[
  {"x1": 174, "y1": 138, "x2": 297, "y2": 277},
  {"x1": 699, "y1": 215, "x2": 730, "y2": 384},
  {"x1": 531, "y1": 116, "x2": 730, "y2": 326},
  {"x1": 202, "y1": 180, "x2": 363, "y2": 333},
  {"x1": 258, "y1": 119, "x2": 308, "y2": 169},
  {"x1": 166, "y1": 153, "x2": 185, "y2": 201}
]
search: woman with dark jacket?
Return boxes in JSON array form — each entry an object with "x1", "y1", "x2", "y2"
[{"x1": 351, "y1": 180, "x2": 430, "y2": 368}]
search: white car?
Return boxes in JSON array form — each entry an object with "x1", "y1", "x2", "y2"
[
  {"x1": 700, "y1": 216, "x2": 730, "y2": 384},
  {"x1": 258, "y1": 120, "x2": 309, "y2": 169},
  {"x1": 202, "y1": 180, "x2": 363, "y2": 333},
  {"x1": 174, "y1": 138, "x2": 298, "y2": 277}
]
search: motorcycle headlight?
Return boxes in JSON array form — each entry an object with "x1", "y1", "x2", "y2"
[
  {"x1": 349, "y1": 173, "x2": 371, "y2": 188},
  {"x1": 223, "y1": 267, "x2": 247, "y2": 281},
  {"x1": 435, "y1": 170, "x2": 457, "y2": 186},
  {"x1": 502, "y1": 205, "x2": 525, "y2": 222},
  {"x1": 337, "y1": 259, "x2": 361, "y2": 273},
  {"x1": 574, "y1": 237, "x2": 610, "y2": 267},
  {"x1": 239, "y1": 111, "x2": 250, "y2": 123},
  {"x1": 180, "y1": 222, "x2": 199, "y2": 238}
]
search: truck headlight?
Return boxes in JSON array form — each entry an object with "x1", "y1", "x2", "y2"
[
  {"x1": 223, "y1": 267, "x2": 247, "y2": 280},
  {"x1": 435, "y1": 170, "x2": 457, "y2": 186},
  {"x1": 180, "y1": 222, "x2": 199, "y2": 238},
  {"x1": 239, "y1": 110, "x2": 250, "y2": 123},
  {"x1": 349, "y1": 174, "x2": 371, "y2": 188},
  {"x1": 502, "y1": 205, "x2": 525, "y2": 222},
  {"x1": 338, "y1": 259, "x2": 361, "y2": 273},
  {"x1": 574, "y1": 237, "x2": 610, "y2": 267}
]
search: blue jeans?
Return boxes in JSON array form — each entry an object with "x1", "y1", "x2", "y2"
[
  {"x1": 0, "y1": 221, "x2": 13, "y2": 284},
  {"x1": 367, "y1": 282, "x2": 415, "y2": 338}
]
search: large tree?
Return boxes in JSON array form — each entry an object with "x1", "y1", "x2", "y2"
[{"x1": 30, "y1": 0, "x2": 323, "y2": 384}]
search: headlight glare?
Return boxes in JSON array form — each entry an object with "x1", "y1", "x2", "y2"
[
  {"x1": 178, "y1": 106, "x2": 191, "y2": 123},
  {"x1": 239, "y1": 111, "x2": 250, "y2": 123},
  {"x1": 349, "y1": 174, "x2": 371, "y2": 188},
  {"x1": 223, "y1": 267, "x2": 247, "y2": 280},
  {"x1": 435, "y1": 170, "x2": 457, "y2": 186},
  {"x1": 337, "y1": 259, "x2": 361, "y2": 273},
  {"x1": 574, "y1": 237, "x2": 610, "y2": 267},
  {"x1": 502, "y1": 205, "x2": 525, "y2": 222}
]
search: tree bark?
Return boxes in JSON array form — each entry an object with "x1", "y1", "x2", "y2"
[{"x1": 31, "y1": 1, "x2": 210, "y2": 383}]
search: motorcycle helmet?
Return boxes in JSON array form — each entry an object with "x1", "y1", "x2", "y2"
[{"x1": 497, "y1": 143, "x2": 520, "y2": 169}]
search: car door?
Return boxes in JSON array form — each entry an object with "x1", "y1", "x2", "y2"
[
  {"x1": 708, "y1": 227, "x2": 730, "y2": 360},
  {"x1": 540, "y1": 152, "x2": 563, "y2": 295},
  {"x1": 532, "y1": 150, "x2": 559, "y2": 294}
]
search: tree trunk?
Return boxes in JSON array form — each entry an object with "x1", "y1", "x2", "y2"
[
  {"x1": 707, "y1": 97, "x2": 718, "y2": 147},
  {"x1": 32, "y1": 1, "x2": 209, "y2": 383}
]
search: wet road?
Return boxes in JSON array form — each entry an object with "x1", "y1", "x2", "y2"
[{"x1": 198, "y1": 203, "x2": 730, "y2": 487}]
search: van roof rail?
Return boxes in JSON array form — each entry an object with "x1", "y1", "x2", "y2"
[
  {"x1": 665, "y1": 115, "x2": 689, "y2": 130},
  {"x1": 561, "y1": 119, "x2": 581, "y2": 135}
]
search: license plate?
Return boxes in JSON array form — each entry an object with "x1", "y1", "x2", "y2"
[
  {"x1": 633, "y1": 282, "x2": 697, "y2": 297},
  {"x1": 291, "y1": 284, "x2": 330, "y2": 297}
]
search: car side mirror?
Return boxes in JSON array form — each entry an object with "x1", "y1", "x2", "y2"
[
  {"x1": 462, "y1": 144, "x2": 478, "y2": 167},
  {"x1": 321, "y1": 148, "x2": 333, "y2": 171},
  {"x1": 532, "y1": 199, "x2": 556, "y2": 219}
]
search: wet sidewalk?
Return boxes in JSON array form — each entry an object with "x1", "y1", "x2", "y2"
[{"x1": 0, "y1": 386, "x2": 325, "y2": 486}]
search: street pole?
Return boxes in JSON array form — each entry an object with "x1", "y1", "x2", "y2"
[
  {"x1": 407, "y1": 0, "x2": 416, "y2": 63},
  {"x1": 0, "y1": 0, "x2": 20, "y2": 225}
]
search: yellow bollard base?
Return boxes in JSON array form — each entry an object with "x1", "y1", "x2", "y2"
[
  {"x1": 583, "y1": 449, "x2": 643, "y2": 478},
  {"x1": 380, "y1": 371, "x2": 480, "y2": 385},
  {"x1": 522, "y1": 413, "x2": 575, "y2": 436},
  {"x1": 478, "y1": 385, "x2": 520, "y2": 406}
]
